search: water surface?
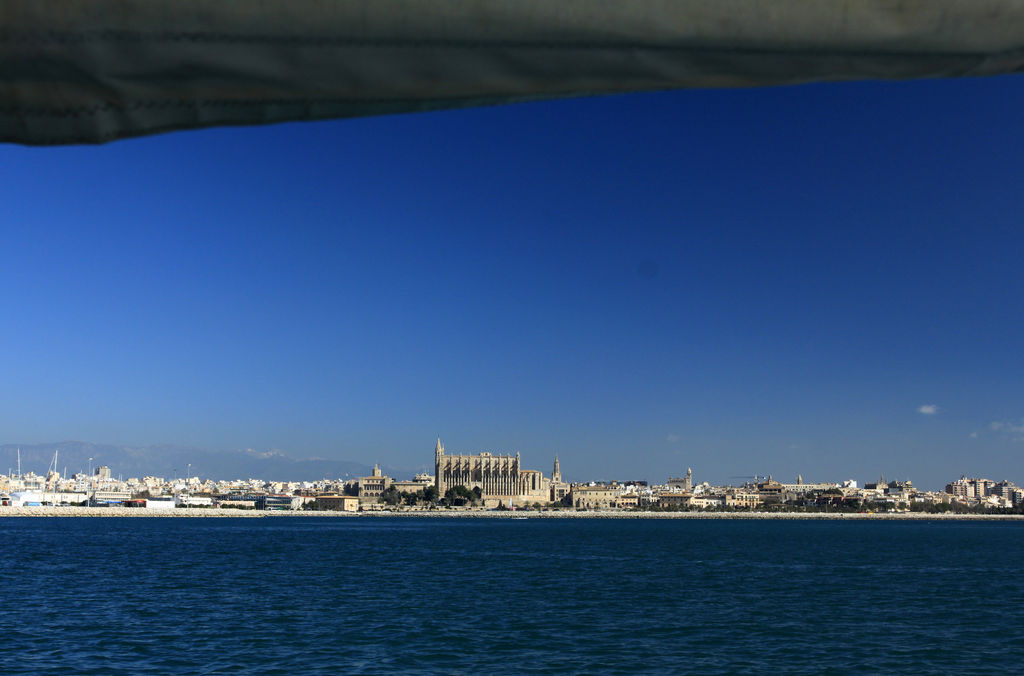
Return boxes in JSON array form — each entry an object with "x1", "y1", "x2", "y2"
[{"x1": 2, "y1": 517, "x2": 1021, "y2": 673}]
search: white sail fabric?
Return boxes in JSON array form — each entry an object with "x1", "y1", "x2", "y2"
[{"x1": 2, "y1": 0, "x2": 1022, "y2": 144}]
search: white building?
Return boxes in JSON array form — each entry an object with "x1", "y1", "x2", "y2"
[{"x1": 176, "y1": 495, "x2": 213, "y2": 508}]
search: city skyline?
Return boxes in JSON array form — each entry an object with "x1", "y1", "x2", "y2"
[
  {"x1": 3, "y1": 435, "x2": 1021, "y2": 514},
  {"x1": 0, "y1": 437, "x2": 1018, "y2": 493},
  {"x1": 2, "y1": 74, "x2": 1023, "y2": 489}
]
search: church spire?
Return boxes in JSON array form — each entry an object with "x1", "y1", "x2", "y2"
[{"x1": 552, "y1": 454, "x2": 561, "y2": 483}]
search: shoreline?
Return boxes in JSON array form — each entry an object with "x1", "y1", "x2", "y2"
[{"x1": 2, "y1": 506, "x2": 1023, "y2": 520}]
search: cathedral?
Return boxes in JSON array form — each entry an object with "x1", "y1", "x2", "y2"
[{"x1": 433, "y1": 438, "x2": 565, "y2": 506}]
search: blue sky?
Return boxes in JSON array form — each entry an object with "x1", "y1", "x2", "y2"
[{"x1": 2, "y1": 74, "x2": 1023, "y2": 488}]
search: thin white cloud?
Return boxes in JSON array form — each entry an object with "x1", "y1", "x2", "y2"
[
  {"x1": 666, "y1": 434, "x2": 680, "y2": 443},
  {"x1": 917, "y1": 404, "x2": 939, "y2": 415},
  {"x1": 990, "y1": 419, "x2": 1024, "y2": 441},
  {"x1": 969, "y1": 432, "x2": 978, "y2": 438}
]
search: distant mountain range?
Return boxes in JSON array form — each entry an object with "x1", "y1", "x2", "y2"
[{"x1": 0, "y1": 441, "x2": 412, "y2": 482}]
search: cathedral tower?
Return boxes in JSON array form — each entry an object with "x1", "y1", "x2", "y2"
[{"x1": 434, "y1": 437, "x2": 445, "y2": 496}]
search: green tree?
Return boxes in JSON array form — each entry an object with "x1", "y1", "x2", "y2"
[
  {"x1": 380, "y1": 486, "x2": 403, "y2": 506},
  {"x1": 444, "y1": 485, "x2": 476, "y2": 506},
  {"x1": 420, "y1": 485, "x2": 439, "y2": 504}
]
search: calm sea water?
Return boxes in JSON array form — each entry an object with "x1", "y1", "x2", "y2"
[{"x1": 1, "y1": 517, "x2": 1022, "y2": 674}]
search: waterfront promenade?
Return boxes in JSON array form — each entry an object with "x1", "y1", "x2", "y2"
[{"x1": 3, "y1": 506, "x2": 1023, "y2": 520}]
